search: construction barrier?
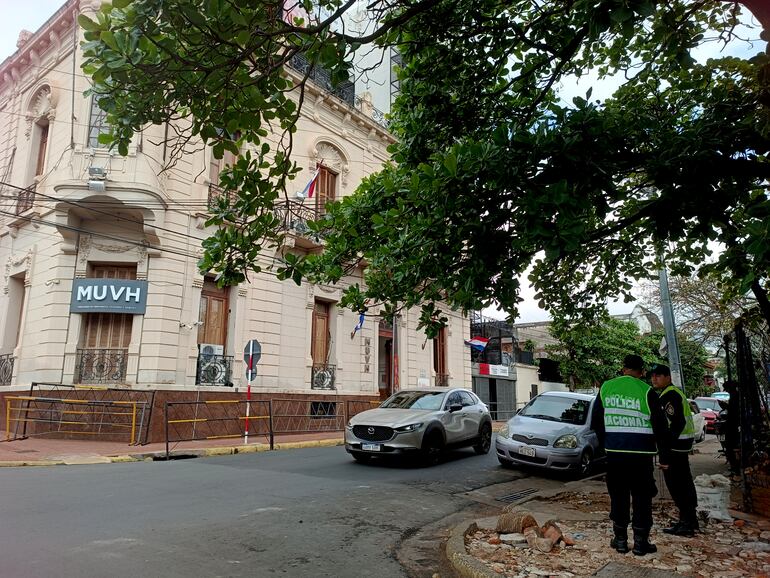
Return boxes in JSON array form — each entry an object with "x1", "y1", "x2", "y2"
[
  {"x1": 165, "y1": 400, "x2": 273, "y2": 458},
  {"x1": 27, "y1": 382, "x2": 156, "y2": 444},
  {"x1": 5, "y1": 396, "x2": 147, "y2": 445}
]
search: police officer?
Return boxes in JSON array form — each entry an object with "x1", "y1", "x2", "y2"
[
  {"x1": 650, "y1": 363, "x2": 699, "y2": 536},
  {"x1": 591, "y1": 354, "x2": 670, "y2": 556}
]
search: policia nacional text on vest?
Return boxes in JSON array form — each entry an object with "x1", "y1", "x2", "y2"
[{"x1": 600, "y1": 375, "x2": 656, "y2": 454}]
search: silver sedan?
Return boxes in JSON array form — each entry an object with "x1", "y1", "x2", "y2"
[
  {"x1": 495, "y1": 391, "x2": 602, "y2": 476},
  {"x1": 345, "y1": 388, "x2": 493, "y2": 465}
]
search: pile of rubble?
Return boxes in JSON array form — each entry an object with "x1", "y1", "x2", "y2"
[{"x1": 465, "y1": 492, "x2": 770, "y2": 577}]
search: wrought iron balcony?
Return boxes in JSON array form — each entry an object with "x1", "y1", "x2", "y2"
[
  {"x1": 208, "y1": 183, "x2": 236, "y2": 211},
  {"x1": 273, "y1": 199, "x2": 327, "y2": 241},
  {"x1": 0, "y1": 353, "x2": 13, "y2": 385},
  {"x1": 435, "y1": 373, "x2": 450, "y2": 387},
  {"x1": 75, "y1": 348, "x2": 128, "y2": 384},
  {"x1": 311, "y1": 363, "x2": 336, "y2": 390},
  {"x1": 16, "y1": 184, "x2": 35, "y2": 214},
  {"x1": 196, "y1": 353, "x2": 234, "y2": 386},
  {"x1": 287, "y1": 54, "x2": 355, "y2": 106}
]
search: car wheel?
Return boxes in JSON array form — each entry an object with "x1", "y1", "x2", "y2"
[
  {"x1": 577, "y1": 449, "x2": 593, "y2": 477},
  {"x1": 498, "y1": 457, "x2": 515, "y2": 469},
  {"x1": 473, "y1": 423, "x2": 492, "y2": 455},
  {"x1": 421, "y1": 430, "x2": 444, "y2": 466},
  {"x1": 697, "y1": 427, "x2": 706, "y2": 443},
  {"x1": 352, "y1": 452, "x2": 371, "y2": 464}
]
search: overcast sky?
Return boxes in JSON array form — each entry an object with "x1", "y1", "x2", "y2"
[{"x1": 1, "y1": 2, "x2": 764, "y2": 323}]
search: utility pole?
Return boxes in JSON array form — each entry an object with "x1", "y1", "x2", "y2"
[{"x1": 659, "y1": 263, "x2": 685, "y2": 392}]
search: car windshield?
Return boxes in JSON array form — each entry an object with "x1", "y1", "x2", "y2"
[
  {"x1": 381, "y1": 391, "x2": 445, "y2": 410},
  {"x1": 520, "y1": 395, "x2": 591, "y2": 425},
  {"x1": 696, "y1": 398, "x2": 721, "y2": 411}
]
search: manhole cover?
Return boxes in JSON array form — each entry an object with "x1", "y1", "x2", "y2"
[{"x1": 496, "y1": 487, "x2": 537, "y2": 503}]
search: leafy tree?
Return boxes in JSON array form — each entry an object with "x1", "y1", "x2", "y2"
[
  {"x1": 81, "y1": 1, "x2": 770, "y2": 333},
  {"x1": 546, "y1": 316, "x2": 658, "y2": 390},
  {"x1": 640, "y1": 274, "x2": 755, "y2": 351}
]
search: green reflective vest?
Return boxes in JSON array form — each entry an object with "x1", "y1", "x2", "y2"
[
  {"x1": 600, "y1": 375, "x2": 657, "y2": 454},
  {"x1": 660, "y1": 384, "x2": 695, "y2": 452}
]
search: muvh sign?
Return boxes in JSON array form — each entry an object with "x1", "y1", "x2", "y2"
[{"x1": 70, "y1": 279, "x2": 148, "y2": 314}]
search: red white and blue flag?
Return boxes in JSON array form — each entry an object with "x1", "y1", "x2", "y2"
[
  {"x1": 299, "y1": 168, "x2": 320, "y2": 199},
  {"x1": 464, "y1": 336, "x2": 490, "y2": 352}
]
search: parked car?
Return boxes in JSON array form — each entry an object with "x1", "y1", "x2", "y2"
[
  {"x1": 345, "y1": 388, "x2": 492, "y2": 465},
  {"x1": 694, "y1": 397, "x2": 723, "y2": 433},
  {"x1": 688, "y1": 400, "x2": 707, "y2": 443},
  {"x1": 495, "y1": 391, "x2": 601, "y2": 476}
]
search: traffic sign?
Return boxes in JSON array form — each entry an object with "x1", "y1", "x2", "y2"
[
  {"x1": 246, "y1": 368, "x2": 257, "y2": 381},
  {"x1": 243, "y1": 339, "x2": 262, "y2": 365}
]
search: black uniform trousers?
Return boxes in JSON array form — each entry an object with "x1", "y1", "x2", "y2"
[
  {"x1": 606, "y1": 453, "x2": 657, "y2": 530},
  {"x1": 662, "y1": 450, "x2": 698, "y2": 523}
]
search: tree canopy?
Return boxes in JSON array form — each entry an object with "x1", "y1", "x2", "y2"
[{"x1": 80, "y1": 0, "x2": 770, "y2": 334}]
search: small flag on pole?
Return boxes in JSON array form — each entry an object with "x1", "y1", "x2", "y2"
[
  {"x1": 298, "y1": 168, "x2": 320, "y2": 199},
  {"x1": 464, "y1": 336, "x2": 490, "y2": 352},
  {"x1": 350, "y1": 313, "x2": 365, "y2": 339}
]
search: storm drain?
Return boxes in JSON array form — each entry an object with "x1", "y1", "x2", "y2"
[{"x1": 496, "y1": 487, "x2": 538, "y2": 503}]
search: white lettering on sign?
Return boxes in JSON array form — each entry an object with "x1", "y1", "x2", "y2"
[
  {"x1": 604, "y1": 395, "x2": 641, "y2": 411},
  {"x1": 76, "y1": 285, "x2": 92, "y2": 301},
  {"x1": 93, "y1": 285, "x2": 107, "y2": 300},
  {"x1": 125, "y1": 286, "x2": 141, "y2": 302},
  {"x1": 110, "y1": 285, "x2": 126, "y2": 301},
  {"x1": 605, "y1": 414, "x2": 650, "y2": 428}
]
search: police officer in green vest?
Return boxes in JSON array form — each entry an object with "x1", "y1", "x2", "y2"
[
  {"x1": 591, "y1": 354, "x2": 670, "y2": 556},
  {"x1": 650, "y1": 363, "x2": 699, "y2": 536}
]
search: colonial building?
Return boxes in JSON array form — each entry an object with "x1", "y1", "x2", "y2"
[{"x1": 0, "y1": 0, "x2": 470, "y2": 411}]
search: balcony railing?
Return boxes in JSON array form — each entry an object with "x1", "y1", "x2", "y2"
[
  {"x1": 0, "y1": 354, "x2": 14, "y2": 385},
  {"x1": 16, "y1": 184, "x2": 35, "y2": 214},
  {"x1": 311, "y1": 363, "x2": 336, "y2": 390},
  {"x1": 287, "y1": 54, "x2": 355, "y2": 106},
  {"x1": 274, "y1": 199, "x2": 327, "y2": 240},
  {"x1": 196, "y1": 353, "x2": 234, "y2": 386},
  {"x1": 75, "y1": 348, "x2": 128, "y2": 384},
  {"x1": 435, "y1": 373, "x2": 450, "y2": 387},
  {"x1": 208, "y1": 183, "x2": 235, "y2": 211}
]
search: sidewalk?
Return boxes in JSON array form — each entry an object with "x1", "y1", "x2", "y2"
[
  {"x1": 0, "y1": 430, "x2": 345, "y2": 466},
  {"x1": 447, "y1": 437, "x2": 770, "y2": 577}
]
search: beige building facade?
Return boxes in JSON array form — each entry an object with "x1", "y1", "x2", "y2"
[{"x1": 0, "y1": 0, "x2": 471, "y2": 402}]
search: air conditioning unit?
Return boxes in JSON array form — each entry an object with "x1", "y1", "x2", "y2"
[{"x1": 199, "y1": 343, "x2": 224, "y2": 360}]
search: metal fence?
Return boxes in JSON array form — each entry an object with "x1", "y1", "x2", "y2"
[
  {"x1": 5, "y1": 396, "x2": 148, "y2": 445},
  {"x1": 28, "y1": 383, "x2": 156, "y2": 444},
  {"x1": 0, "y1": 354, "x2": 13, "y2": 385},
  {"x1": 165, "y1": 400, "x2": 273, "y2": 458},
  {"x1": 271, "y1": 398, "x2": 345, "y2": 433}
]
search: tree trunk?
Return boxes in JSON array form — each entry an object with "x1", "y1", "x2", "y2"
[{"x1": 750, "y1": 280, "x2": 770, "y2": 329}]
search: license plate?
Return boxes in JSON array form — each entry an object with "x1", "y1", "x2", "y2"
[
  {"x1": 518, "y1": 446, "x2": 536, "y2": 457},
  {"x1": 362, "y1": 443, "x2": 381, "y2": 452}
]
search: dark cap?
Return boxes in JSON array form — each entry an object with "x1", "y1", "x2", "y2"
[
  {"x1": 623, "y1": 354, "x2": 645, "y2": 372},
  {"x1": 650, "y1": 364, "x2": 671, "y2": 376}
]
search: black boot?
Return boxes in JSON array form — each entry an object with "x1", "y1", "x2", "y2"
[
  {"x1": 662, "y1": 520, "x2": 682, "y2": 535},
  {"x1": 610, "y1": 524, "x2": 629, "y2": 554},
  {"x1": 671, "y1": 519, "x2": 699, "y2": 537},
  {"x1": 632, "y1": 527, "x2": 657, "y2": 556}
]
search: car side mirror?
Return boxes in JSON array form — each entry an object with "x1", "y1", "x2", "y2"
[{"x1": 449, "y1": 404, "x2": 462, "y2": 413}]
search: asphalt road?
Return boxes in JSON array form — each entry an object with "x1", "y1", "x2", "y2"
[{"x1": 0, "y1": 442, "x2": 525, "y2": 578}]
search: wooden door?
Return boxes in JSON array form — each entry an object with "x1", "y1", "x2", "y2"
[
  {"x1": 35, "y1": 125, "x2": 49, "y2": 176},
  {"x1": 433, "y1": 327, "x2": 447, "y2": 375},
  {"x1": 197, "y1": 279, "x2": 229, "y2": 346},
  {"x1": 311, "y1": 300, "x2": 330, "y2": 365},
  {"x1": 315, "y1": 166, "x2": 336, "y2": 215}
]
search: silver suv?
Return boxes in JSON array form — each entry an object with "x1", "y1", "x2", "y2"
[{"x1": 345, "y1": 388, "x2": 492, "y2": 465}]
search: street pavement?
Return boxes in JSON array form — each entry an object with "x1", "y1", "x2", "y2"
[{"x1": 0, "y1": 438, "x2": 526, "y2": 578}]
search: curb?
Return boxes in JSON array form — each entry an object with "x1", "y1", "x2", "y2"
[
  {"x1": 445, "y1": 521, "x2": 500, "y2": 578},
  {"x1": 0, "y1": 437, "x2": 345, "y2": 467}
]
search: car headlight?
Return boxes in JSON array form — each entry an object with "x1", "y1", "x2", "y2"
[
  {"x1": 553, "y1": 434, "x2": 578, "y2": 449},
  {"x1": 346, "y1": 421, "x2": 353, "y2": 430},
  {"x1": 394, "y1": 423, "x2": 423, "y2": 433},
  {"x1": 498, "y1": 424, "x2": 510, "y2": 439}
]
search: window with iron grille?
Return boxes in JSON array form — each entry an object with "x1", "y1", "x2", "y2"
[{"x1": 310, "y1": 401, "x2": 337, "y2": 418}]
